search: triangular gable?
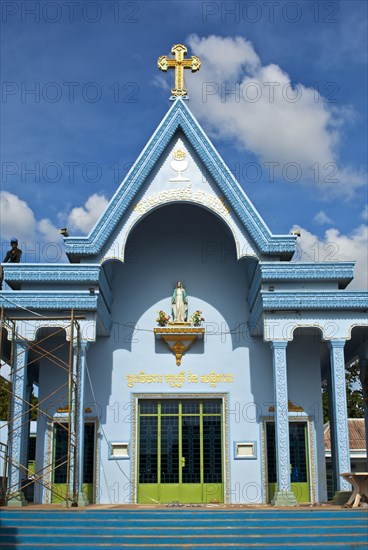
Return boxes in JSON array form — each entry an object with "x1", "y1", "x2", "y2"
[{"x1": 64, "y1": 98, "x2": 296, "y2": 259}]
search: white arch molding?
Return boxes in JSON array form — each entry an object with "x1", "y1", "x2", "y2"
[{"x1": 100, "y1": 200, "x2": 260, "y2": 265}]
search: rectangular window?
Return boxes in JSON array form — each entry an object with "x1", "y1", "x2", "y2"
[{"x1": 138, "y1": 416, "x2": 158, "y2": 483}]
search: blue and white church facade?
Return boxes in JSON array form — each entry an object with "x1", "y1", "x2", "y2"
[{"x1": 1, "y1": 98, "x2": 367, "y2": 507}]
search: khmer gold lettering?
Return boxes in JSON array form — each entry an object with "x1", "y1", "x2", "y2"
[{"x1": 126, "y1": 370, "x2": 234, "y2": 388}]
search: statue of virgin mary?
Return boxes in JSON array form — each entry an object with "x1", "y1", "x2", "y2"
[{"x1": 172, "y1": 281, "x2": 188, "y2": 322}]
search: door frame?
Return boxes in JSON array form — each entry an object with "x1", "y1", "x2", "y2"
[
  {"x1": 132, "y1": 393, "x2": 230, "y2": 504},
  {"x1": 47, "y1": 416, "x2": 98, "y2": 504},
  {"x1": 262, "y1": 415, "x2": 316, "y2": 504}
]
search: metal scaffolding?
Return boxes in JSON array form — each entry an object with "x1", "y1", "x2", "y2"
[{"x1": 0, "y1": 306, "x2": 80, "y2": 507}]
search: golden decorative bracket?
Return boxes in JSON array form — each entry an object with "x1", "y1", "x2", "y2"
[{"x1": 154, "y1": 325, "x2": 205, "y2": 366}]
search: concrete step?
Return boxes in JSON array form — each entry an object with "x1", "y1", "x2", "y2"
[
  {"x1": 0, "y1": 544, "x2": 367, "y2": 550},
  {"x1": 0, "y1": 509, "x2": 366, "y2": 549},
  {"x1": 1, "y1": 533, "x2": 367, "y2": 545},
  {"x1": 0, "y1": 527, "x2": 366, "y2": 538}
]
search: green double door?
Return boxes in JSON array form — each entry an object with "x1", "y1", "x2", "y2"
[{"x1": 138, "y1": 399, "x2": 223, "y2": 504}]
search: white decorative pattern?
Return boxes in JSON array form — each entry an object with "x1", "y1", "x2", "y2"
[
  {"x1": 0, "y1": 291, "x2": 98, "y2": 310},
  {"x1": 271, "y1": 341, "x2": 290, "y2": 493},
  {"x1": 3, "y1": 264, "x2": 99, "y2": 282},
  {"x1": 262, "y1": 291, "x2": 368, "y2": 310},
  {"x1": 259, "y1": 262, "x2": 355, "y2": 282},
  {"x1": 328, "y1": 340, "x2": 351, "y2": 491}
]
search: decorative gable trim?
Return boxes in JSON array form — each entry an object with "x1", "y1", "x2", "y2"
[{"x1": 64, "y1": 99, "x2": 296, "y2": 258}]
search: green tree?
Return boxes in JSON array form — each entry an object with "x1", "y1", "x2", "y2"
[
  {"x1": 29, "y1": 391, "x2": 39, "y2": 421},
  {"x1": 322, "y1": 359, "x2": 364, "y2": 424},
  {"x1": 0, "y1": 378, "x2": 38, "y2": 421},
  {"x1": 346, "y1": 360, "x2": 364, "y2": 418},
  {"x1": 0, "y1": 376, "x2": 10, "y2": 421}
]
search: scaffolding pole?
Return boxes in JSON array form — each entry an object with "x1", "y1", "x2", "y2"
[{"x1": 0, "y1": 307, "x2": 81, "y2": 506}]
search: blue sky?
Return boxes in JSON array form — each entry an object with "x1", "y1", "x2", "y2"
[{"x1": 1, "y1": 0, "x2": 367, "y2": 287}]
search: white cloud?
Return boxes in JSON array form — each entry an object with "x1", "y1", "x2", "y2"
[
  {"x1": 151, "y1": 75, "x2": 171, "y2": 92},
  {"x1": 362, "y1": 205, "x2": 368, "y2": 221},
  {"x1": 313, "y1": 211, "x2": 333, "y2": 225},
  {"x1": 291, "y1": 224, "x2": 368, "y2": 290},
  {"x1": 67, "y1": 193, "x2": 109, "y2": 235},
  {"x1": 0, "y1": 191, "x2": 109, "y2": 262},
  {"x1": 38, "y1": 218, "x2": 62, "y2": 243},
  {"x1": 0, "y1": 191, "x2": 65, "y2": 263},
  {"x1": 0, "y1": 191, "x2": 37, "y2": 242},
  {"x1": 189, "y1": 35, "x2": 260, "y2": 80},
  {"x1": 186, "y1": 34, "x2": 366, "y2": 198}
]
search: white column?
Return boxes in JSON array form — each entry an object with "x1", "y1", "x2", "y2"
[
  {"x1": 75, "y1": 341, "x2": 89, "y2": 506},
  {"x1": 270, "y1": 341, "x2": 298, "y2": 506},
  {"x1": 7, "y1": 340, "x2": 28, "y2": 506},
  {"x1": 328, "y1": 340, "x2": 351, "y2": 492}
]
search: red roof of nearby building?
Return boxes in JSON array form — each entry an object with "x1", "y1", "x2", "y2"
[{"x1": 324, "y1": 418, "x2": 366, "y2": 450}]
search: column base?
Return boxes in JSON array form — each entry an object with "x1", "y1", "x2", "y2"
[
  {"x1": 76, "y1": 491, "x2": 89, "y2": 507},
  {"x1": 331, "y1": 491, "x2": 352, "y2": 506},
  {"x1": 272, "y1": 491, "x2": 299, "y2": 507},
  {"x1": 62, "y1": 492, "x2": 89, "y2": 508},
  {"x1": 6, "y1": 491, "x2": 27, "y2": 507}
]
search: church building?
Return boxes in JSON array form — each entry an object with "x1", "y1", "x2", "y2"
[{"x1": 1, "y1": 45, "x2": 367, "y2": 508}]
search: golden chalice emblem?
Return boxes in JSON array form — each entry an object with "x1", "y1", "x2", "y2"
[{"x1": 170, "y1": 149, "x2": 189, "y2": 181}]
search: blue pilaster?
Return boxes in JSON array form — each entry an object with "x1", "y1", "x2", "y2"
[
  {"x1": 270, "y1": 341, "x2": 298, "y2": 506},
  {"x1": 328, "y1": 340, "x2": 351, "y2": 493},
  {"x1": 7, "y1": 340, "x2": 28, "y2": 506}
]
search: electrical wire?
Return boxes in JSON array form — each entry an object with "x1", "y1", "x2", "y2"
[{"x1": 0, "y1": 294, "x2": 249, "y2": 336}]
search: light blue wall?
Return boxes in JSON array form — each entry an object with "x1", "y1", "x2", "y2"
[
  {"x1": 35, "y1": 204, "x2": 327, "y2": 504},
  {"x1": 88, "y1": 204, "x2": 325, "y2": 503}
]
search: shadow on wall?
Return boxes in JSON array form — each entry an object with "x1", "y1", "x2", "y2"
[
  {"x1": 107, "y1": 203, "x2": 253, "y2": 352},
  {"x1": 86, "y1": 203, "x2": 262, "y2": 426}
]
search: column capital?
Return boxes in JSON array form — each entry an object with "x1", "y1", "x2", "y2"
[
  {"x1": 270, "y1": 340, "x2": 288, "y2": 350},
  {"x1": 73, "y1": 340, "x2": 90, "y2": 353},
  {"x1": 13, "y1": 339, "x2": 29, "y2": 351},
  {"x1": 79, "y1": 340, "x2": 90, "y2": 353},
  {"x1": 327, "y1": 339, "x2": 346, "y2": 350}
]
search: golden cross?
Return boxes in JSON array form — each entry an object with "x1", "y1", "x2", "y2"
[{"x1": 158, "y1": 44, "x2": 201, "y2": 98}]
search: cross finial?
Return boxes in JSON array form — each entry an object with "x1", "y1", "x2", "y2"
[{"x1": 158, "y1": 44, "x2": 201, "y2": 100}]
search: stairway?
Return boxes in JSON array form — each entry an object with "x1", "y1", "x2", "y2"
[{"x1": 0, "y1": 508, "x2": 367, "y2": 549}]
